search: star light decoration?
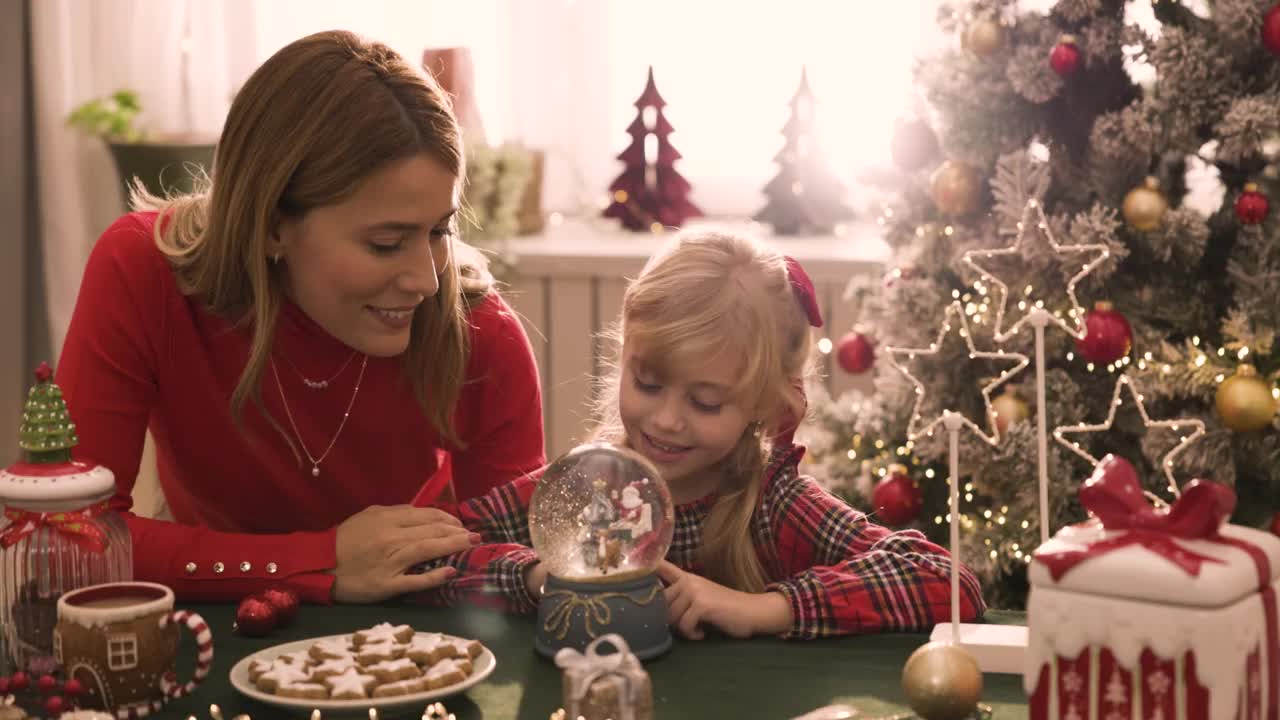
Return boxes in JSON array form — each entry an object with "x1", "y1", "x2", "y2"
[
  {"x1": 884, "y1": 301, "x2": 1030, "y2": 445},
  {"x1": 961, "y1": 198, "x2": 1111, "y2": 342},
  {"x1": 196, "y1": 702, "x2": 455, "y2": 720},
  {"x1": 1053, "y1": 373, "x2": 1207, "y2": 501}
]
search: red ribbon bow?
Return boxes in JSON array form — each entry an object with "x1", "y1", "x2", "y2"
[
  {"x1": 784, "y1": 256, "x2": 823, "y2": 328},
  {"x1": 0, "y1": 501, "x2": 114, "y2": 554},
  {"x1": 1035, "y1": 454, "x2": 1236, "y2": 581}
]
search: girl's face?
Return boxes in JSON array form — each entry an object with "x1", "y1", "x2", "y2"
[
  {"x1": 618, "y1": 344, "x2": 753, "y2": 495},
  {"x1": 273, "y1": 153, "x2": 458, "y2": 357}
]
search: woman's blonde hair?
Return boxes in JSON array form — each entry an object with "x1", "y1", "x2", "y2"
[
  {"x1": 132, "y1": 30, "x2": 489, "y2": 450},
  {"x1": 591, "y1": 231, "x2": 815, "y2": 592}
]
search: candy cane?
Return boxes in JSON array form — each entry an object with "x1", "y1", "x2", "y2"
[{"x1": 118, "y1": 610, "x2": 213, "y2": 718}]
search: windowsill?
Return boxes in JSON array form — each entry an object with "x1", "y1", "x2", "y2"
[{"x1": 505, "y1": 216, "x2": 890, "y2": 282}]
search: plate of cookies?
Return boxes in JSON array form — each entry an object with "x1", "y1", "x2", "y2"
[{"x1": 230, "y1": 622, "x2": 496, "y2": 716}]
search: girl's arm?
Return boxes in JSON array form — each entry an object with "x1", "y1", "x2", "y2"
[{"x1": 761, "y1": 448, "x2": 986, "y2": 639}]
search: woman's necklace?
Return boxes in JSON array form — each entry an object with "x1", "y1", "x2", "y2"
[
  {"x1": 279, "y1": 349, "x2": 359, "y2": 390},
  {"x1": 271, "y1": 354, "x2": 368, "y2": 477}
]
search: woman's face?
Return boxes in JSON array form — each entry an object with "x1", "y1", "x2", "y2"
[{"x1": 273, "y1": 153, "x2": 458, "y2": 357}]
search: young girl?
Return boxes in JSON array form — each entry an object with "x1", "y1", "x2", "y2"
[{"x1": 414, "y1": 231, "x2": 984, "y2": 638}]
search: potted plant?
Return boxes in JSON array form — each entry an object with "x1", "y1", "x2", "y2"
[{"x1": 67, "y1": 89, "x2": 216, "y2": 206}]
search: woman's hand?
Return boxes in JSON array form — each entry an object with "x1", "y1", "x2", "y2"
[
  {"x1": 331, "y1": 505, "x2": 478, "y2": 603},
  {"x1": 656, "y1": 561, "x2": 793, "y2": 639}
]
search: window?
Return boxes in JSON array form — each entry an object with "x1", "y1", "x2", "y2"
[{"x1": 107, "y1": 634, "x2": 138, "y2": 671}]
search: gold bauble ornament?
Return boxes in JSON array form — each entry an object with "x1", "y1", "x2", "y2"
[
  {"x1": 930, "y1": 161, "x2": 982, "y2": 216},
  {"x1": 991, "y1": 387, "x2": 1030, "y2": 435},
  {"x1": 901, "y1": 642, "x2": 984, "y2": 720},
  {"x1": 1122, "y1": 176, "x2": 1168, "y2": 232},
  {"x1": 962, "y1": 16, "x2": 1006, "y2": 58},
  {"x1": 1216, "y1": 364, "x2": 1276, "y2": 432}
]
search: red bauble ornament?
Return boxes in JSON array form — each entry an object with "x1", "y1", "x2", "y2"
[
  {"x1": 836, "y1": 332, "x2": 876, "y2": 375},
  {"x1": 259, "y1": 586, "x2": 300, "y2": 627},
  {"x1": 36, "y1": 673, "x2": 57, "y2": 695},
  {"x1": 63, "y1": 678, "x2": 84, "y2": 697},
  {"x1": 1264, "y1": 4, "x2": 1280, "y2": 56},
  {"x1": 1050, "y1": 35, "x2": 1081, "y2": 77},
  {"x1": 890, "y1": 118, "x2": 940, "y2": 172},
  {"x1": 235, "y1": 595, "x2": 278, "y2": 637},
  {"x1": 1075, "y1": 301, "x2": 1132, "y2": 364},
  {"x1": 9, "y1": 672, "x2": 29, "y2": 692},
  {"x1": 34, "y1": 361, "x2": 53, "y2": 383},
  {"x1": 872, "y1": 465, "x2": 923, "y2": 527},
  {"x1": 44, "y1": 695, "x2": 66, "y2": 716},
  {"x1": 1235, "y1": 183, "x2": 1270, "y2": 225}
]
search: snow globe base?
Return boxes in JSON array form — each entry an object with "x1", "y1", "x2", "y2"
[{"x1": 535, "y1": 571, "x2": 671, "y2": 661}]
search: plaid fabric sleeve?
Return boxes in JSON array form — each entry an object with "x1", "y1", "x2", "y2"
[
  {"x1": 761, "y1": 452, "x2": 986, "y2": 639},
  {"x1": 404, "y1": 471, "x2": 542, "y2": 613}
]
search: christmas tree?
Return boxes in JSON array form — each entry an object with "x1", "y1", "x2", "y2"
[
  {"x1": 754, "y1": 68, "x2": 854, "y2": 235},
  {"x1": 800, "y1": 0, "x2": 1280, "y2": 609},
  {"x1": 603, "y1": 67, "x2": 702, "y2": 232},
  {"x1": 18, "y1": 362, "x2": 79, "y2": 464}
]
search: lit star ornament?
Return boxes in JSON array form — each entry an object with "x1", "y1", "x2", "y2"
[
  {"x1": 885, "y1": 301, "x2": 1030, "y2": 445},
  {"x1": 961, "y1": 199, "x2": 1111, "y2": 342},
  {"x1": 1053, "y1": 373, "x2": 1206, "y2": 501}
]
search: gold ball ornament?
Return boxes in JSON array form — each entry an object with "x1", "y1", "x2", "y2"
[
  {"x1": 930, "y1": 161, "x2": 982, "y2": 216},
  {"x1": 991, "y1": 387, "x2": 1030, "y2": 435},
  {"x1": 1215, "y1": 364, "x2": 1277, "y2": 432},
  {"x1": 962, "y1": 16, "x2": 1006, "y2": 58},
  {"x1": 1122, "y1": 176, "x2": 1168, "y2": 232},
  {"x1": 901, "y1": 642, "x2": 984, "y2": 720}
]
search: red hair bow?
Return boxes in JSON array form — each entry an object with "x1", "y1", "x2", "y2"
[{"x1": 784, "y1": 256, "x2": 823, "y2": 328}]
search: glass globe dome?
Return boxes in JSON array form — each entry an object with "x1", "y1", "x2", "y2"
[{"x1": 529, "y1": 443, "x2": 674, "y2": 582}]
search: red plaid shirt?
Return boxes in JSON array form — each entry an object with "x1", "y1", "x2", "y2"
[{"x1": 410, "y1": 445, "x2": 985, "y2": 639}]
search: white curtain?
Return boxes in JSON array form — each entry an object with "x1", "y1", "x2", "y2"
[{"x1": 31, "y1": 0, "x2": 252, "y2": 358}]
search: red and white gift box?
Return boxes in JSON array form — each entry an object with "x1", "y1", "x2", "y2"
[{"x1": 1026, "y1": 456, "x2": 1280, "y2": 720}]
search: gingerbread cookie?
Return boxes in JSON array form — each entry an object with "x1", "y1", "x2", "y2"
[
  {"x1": 353, "y1": 622, "x2": 414, "y2": 646},
  {"x1": 324, "y1": 667, "x2": 378, "y2": 700}
]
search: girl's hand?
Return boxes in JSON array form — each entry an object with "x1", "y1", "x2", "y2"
[
  {"x1": 656, "y1": 561, "x2": 793, "y2": 639},
  {"x1": 524, "y1": 562, "x2": 549, "y2": 599},
  {"x1": 331, "y1": 505, "x2": 478, "y2": 603}
]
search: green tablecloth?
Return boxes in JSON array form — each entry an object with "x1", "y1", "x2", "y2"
[{"x1": 158, "y1": 604, "x2": 1029, "y2": 719}]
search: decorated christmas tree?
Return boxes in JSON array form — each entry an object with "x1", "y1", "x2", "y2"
[
  {"x1": 754, "y1": 68, "x2": 854, "y2": 235},
  {"x1": 800, "y1": 0, "x2": 1280, "y2": 609},
  {"x1": 18, "y1": 362, "x2": 79, "y2": 464},
  {"x1": 602, "y1": 67, "x2": 702, "y2": 232}
]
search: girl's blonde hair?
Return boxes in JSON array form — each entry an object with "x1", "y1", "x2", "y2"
[
  {"x1": 132, "y1": 30, "x2": 489, "y2": 451},
  {"x1": 591, "y1": 231, "x2": 815, "y2": 592}
]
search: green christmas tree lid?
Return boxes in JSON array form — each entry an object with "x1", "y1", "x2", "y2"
[{"x1": 1, "y1": 362, "x2": 114, "y2": 506}]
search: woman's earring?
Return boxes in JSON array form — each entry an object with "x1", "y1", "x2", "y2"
[{"x1": 271, "y1": 252, "x2": 281, "y2": 264}]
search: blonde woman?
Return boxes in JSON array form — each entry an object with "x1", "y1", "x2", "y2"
[
  {"x1": 56, "y1": 31, "x2": 545, "y2": 604},
  {"x1": 414, "y1": 232, "x2": 984, "y2": 639}
]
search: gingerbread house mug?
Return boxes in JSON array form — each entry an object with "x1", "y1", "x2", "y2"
[{"x1": 55, "y1": 581, "x2": 213, "y2": 717}]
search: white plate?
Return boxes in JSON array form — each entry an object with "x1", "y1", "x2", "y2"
[{"x1": 230, "y1": 632, "x2": 496, "y2": 717}]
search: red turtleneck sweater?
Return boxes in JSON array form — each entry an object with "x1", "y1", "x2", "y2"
[{"x1": 55, "y1": 212, "x2": 546, "y2": 603}]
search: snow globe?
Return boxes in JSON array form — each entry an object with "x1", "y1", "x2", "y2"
[{"x1": 529, "y1": 443, "x2": 674, "y2": 660}]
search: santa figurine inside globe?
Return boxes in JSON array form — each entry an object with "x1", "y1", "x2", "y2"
[{"x1": 529, "y1": 443, "x2": 674, "y2": 660}]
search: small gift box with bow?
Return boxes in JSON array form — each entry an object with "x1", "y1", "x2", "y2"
[
  {"x1": 554, "y1": 634, "x2": 653, "y2": 720},
  {"x1": 1026, "y1": 455, "x2": 1280, "y2": 720}
]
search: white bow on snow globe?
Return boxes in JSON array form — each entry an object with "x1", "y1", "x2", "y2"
[{"x1": 529, "y1": 443, "x2": 674, "y2": 660}]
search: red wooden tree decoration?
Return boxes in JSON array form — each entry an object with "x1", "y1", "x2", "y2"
[
  {"x1": 602, "y1": 67, "x2": 702, "y2": 232},
  {"x1": 754, "y1": 68, "x2": 853, "y2": 235}
]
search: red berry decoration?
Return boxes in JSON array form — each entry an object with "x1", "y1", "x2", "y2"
[
  {"x1": 63, "y1": 678, "x2": 84, "y2": 696},
  {"x1": 9, "y1": 671, "x2": 29, "y2": 692},
  {"x1": 1049, "y1": 35, "x2": 1081, "y2": 77},
  {"x1": 36, "y1": 673, "x2": 57, "y2": 695},
  {"x1": 44, "y1": 695, "x2": 66, "y2": 716},
  {"x1": 836, "y1": 332, "x2": 876, "y2": 375},
  {"x1": 1075, "y1": 301, "x2": 1132, "y2": 364},
  {"x1": 872, "y1": 464, "x2": 923, "y2": 527},
  {"x1": 259, "y1": 586, "x2": 301, "y2": 627},
  {"x1": 235, "y1": 595, "x2": 279, "y2": 637},
  {"x1": 1235, "y1": 183, "x2": 1270, "y2": 225},
  {"x1": 1264, "y1": 3, "x2": 1280, "y2": 55}
]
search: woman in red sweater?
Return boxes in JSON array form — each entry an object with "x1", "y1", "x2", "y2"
[{"x1": 54, "y1": 31, "x2": 545, "y2": 604}]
